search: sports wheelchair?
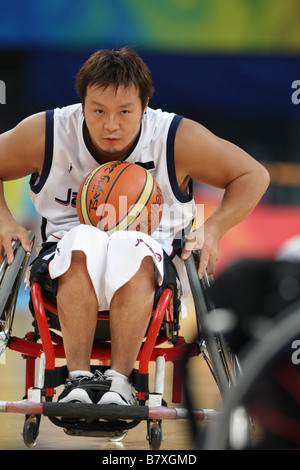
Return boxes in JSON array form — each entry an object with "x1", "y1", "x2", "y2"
[{"x1": 0, "y1": 230, "x2": 238, "y2": 449}]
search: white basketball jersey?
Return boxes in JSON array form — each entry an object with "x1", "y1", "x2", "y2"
[{"x1": 30, "y1": 103, "x2": 196, "y2": 257}]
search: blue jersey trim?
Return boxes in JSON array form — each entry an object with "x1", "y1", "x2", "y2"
[
  {"x1": 166, "y1": 115, "x2": 193, "y2": 203},
  {"x1": 30, "y1": 109, "x2": 54, "y2": 194}
]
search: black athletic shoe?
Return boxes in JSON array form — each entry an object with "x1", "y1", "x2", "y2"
[
  {"x1": 97, "y1": 369, "x2": 137, "y2": 405},
  {"x1": 58, "y1": 371, "x2": 108, "y2": 404}
]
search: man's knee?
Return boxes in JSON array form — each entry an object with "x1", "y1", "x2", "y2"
[
  {"x1": 70, "y1": 249, "x2": 87, "y2": 268},
  {"x1": 57, "y1": 250, "x2": 93, "y2": 302},
  {"x1": 127, "y1": 256, "x2": 155, "y2": 291},
  {"x1": 114, "y1": 257, "x2": 156, "y2": 312},
  {"x1": 58, "y1": 250, "x2": 87, "y2": 283},
  {"x1": 138, "y1": 256, "x2": 155, "y2": 286}
]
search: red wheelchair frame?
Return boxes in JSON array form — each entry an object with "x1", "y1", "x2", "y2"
[
  {"x1": 0, "y1": 231, "x2": 227, "y2": 449},
  {"x1": 17, "y1": 282, "x2": 198, "y2": 402}
]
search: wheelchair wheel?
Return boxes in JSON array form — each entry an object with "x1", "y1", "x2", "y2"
[
  {"x1": 184, "y1": 250, "x2": 239, "y2": 399},
  {"x1": 203, "y1": 301, "x2": 300, "y2": 449},
  {"x1": 23, "y1": 414, "x2": 41, "y2": 448},
  {"x1": 147, "y1": 419, "x2": 163, "y2": 450},
  {"x1": 0, "y1": 231, "x2": 35, "y2": 357}
]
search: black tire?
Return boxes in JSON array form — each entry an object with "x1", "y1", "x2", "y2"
[
  {"x1": 148, "y1": 420, "x2": 163, "y2": 450},
  {"x1": 0, "y1": 231, "x2": 34, "y2": 347},
  {"x1": 183, "y1": 251, "x2": 239, "y2": 399},
  {"x1": 23, "y1": 414, "x2": 41, "y2": 448}
]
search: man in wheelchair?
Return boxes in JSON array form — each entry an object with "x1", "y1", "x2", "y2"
[{"x1": 0, "y1": 47, "x2": 269, "y2": 407}]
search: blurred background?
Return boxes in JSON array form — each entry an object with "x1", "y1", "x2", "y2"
[{"x1": 1, "y1": 0, "x2": 300, "y2": 283}]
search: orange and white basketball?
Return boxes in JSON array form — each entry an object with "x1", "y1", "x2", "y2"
[{"x1": 76, "y1": 161, "x2": 163, "y2": 235}]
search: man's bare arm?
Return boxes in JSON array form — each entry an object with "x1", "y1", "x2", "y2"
[
  {"x1": 0, "y1": 112, "x2": 45, "y2": 263},
  {"x1": 175, "y1": 118, "x2": 270, "y2": 277}
]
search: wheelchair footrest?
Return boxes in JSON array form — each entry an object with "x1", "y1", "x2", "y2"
[
  {"x1": 0, "y1": 399, "x2": 220, "y2": 422},
  {"x1": 44, "y1": 402, "x2": 148, "y2": 421}
]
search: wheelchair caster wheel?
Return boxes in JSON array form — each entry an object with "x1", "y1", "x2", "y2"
[
  {"x1": 23, "y1": 415, "x2": 41, "y2": 448},
  {"x1": 147, "y1": 420, "x2": 163, "y2": 450}
]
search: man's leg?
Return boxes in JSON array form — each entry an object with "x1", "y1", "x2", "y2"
[
  {"x1": 109, "y1": 256, "x2": 155, "y2": 378},
  {"x1": 56, "y1": 250, "x2": 98, "y2": 372},
  {"x1": 98, "y1": 256, "x2": 156, "y2": 405}
]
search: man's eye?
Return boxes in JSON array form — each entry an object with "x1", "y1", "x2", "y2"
[
  {"x1": 121, "y1": 110, "x2": 129, "y2": 115},
  {"x1": 96, "y1": 109, "x2": 104, "y2": 114}
]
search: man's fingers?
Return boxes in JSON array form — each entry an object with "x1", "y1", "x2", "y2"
[
  {"x1": 198, "y1": 253, "x2": 209, "y2": 279},
  {"x1": 181, "y1": 233, "x2": 196, "y2": 261},
  {"x1": 199, "y1": 249, "x2": 218, "y2": 279},
  {"x1": 1, "y1": 231, "x2": 31, "y2": 265},
  {"x1": 3, "y1": 241, "x2": 14, "y2": 265},
  {"x1": 18, "y1": 232, "x2": 32, "y2": 254}
]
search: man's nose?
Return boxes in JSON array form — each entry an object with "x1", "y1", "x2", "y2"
[{"x1": 103, "y1": 115, "x2": 119, "y2": 132}]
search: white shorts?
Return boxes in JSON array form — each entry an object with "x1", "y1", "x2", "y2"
[{"x1": 48, "y1": 225, "x2": 164, "y2": 311}]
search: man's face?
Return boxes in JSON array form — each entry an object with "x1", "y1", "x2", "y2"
[{"x1": 83, "y1": 83, "x2": 147, "y2": 159}]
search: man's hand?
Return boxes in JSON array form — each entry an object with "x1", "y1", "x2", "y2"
[
  {"x1": 0, "y1": 221, "x2": 31, "y2": 265},
  {"x1": 181, "y1": 224, "x2": 220, "y2": 279}
]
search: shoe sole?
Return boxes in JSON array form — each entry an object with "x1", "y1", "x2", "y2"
[
  {"x1": 98, "y1": 391, "x2": 130, "y2": 406},
  {"x1": 59, "y1": 388, "x2": 94, "y2": 404}
]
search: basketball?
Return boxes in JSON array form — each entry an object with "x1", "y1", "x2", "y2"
[{"x1": 76, "y1": 161, "x2": 163, "y2": 235}]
